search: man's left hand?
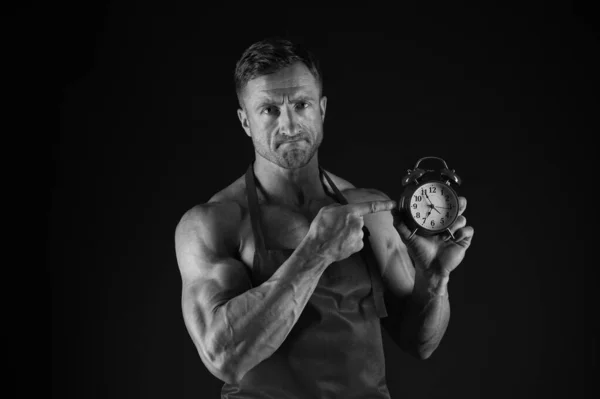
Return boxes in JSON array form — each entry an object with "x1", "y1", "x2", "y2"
[{"x1": 393, "y1": 197, "x2": 474, "y2": 277}]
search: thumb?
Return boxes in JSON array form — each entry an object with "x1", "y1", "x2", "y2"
[
  {"x1": 395, "y1": 219, "x2": 416, "y2": 244},
  {"x1": 392, "y1": 208, "x2": 414, "y2": 242}
]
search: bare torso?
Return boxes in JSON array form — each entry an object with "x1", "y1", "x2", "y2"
[{"x1": 175, "y1": 164, "x2": 416, "y2": 396}]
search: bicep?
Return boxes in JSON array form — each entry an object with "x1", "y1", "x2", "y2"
[
  {"x1": 180, "y1": 257, "x2": 252, "y2": 354},
  {"x1": 175, "y1": 205, "x2": 253, "y2": 361},
  {"x1": 350, "y1": 188, "x2": 416, "y2": 344},
  {"x1": 356, "y1": 189, "x2": 415, "y2": 299},
  {"x1": 180, "y1": 256, "x2": 252, "y2": 332},
  {"x1": 369, "y1": 227, "x2": 416, "y2": 341},
  {"x1": 366, "y1": 221, "x2": 414, "y2": 306}
]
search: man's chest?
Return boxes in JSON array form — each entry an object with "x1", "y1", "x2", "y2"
[{"x1": 237, "y1": 197, "x2": 336, "y2": 267}]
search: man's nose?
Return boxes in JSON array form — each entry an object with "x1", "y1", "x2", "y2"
[{"x1": 278, "y1": 106, "x2": 298, "y2": 136}]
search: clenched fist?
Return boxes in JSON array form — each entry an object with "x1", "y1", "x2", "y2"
[{"x1": 306, "y1": 200, "x2": 397, "y2": 264}]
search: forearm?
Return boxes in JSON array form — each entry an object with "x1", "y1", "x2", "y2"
[
  {"x1": 399, "y1": 268, "x2": 451, "y2": 359},
  {"x1": 210, "y1": 239, "x2": 330, "y2": 382}
]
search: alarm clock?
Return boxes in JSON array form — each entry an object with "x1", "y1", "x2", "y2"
[{"x1": 399, "y1": 156, "x2": 462, "y2": 240}]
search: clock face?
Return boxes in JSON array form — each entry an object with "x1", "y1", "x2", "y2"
[{"x1": 409, "y1": 182, "x2": 459, "y2": 232}]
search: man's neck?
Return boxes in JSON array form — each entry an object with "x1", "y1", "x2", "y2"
[{"x1": 253, "y1": 153, "x2": 327, "y2": 209}]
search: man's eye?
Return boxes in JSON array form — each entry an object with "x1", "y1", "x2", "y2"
[
  {"x1": 295, "y1": 102, "x2": 309, "y2": 110},
  {"x1": 262, "y1": 106, "x2": 278, "y2": 115}
]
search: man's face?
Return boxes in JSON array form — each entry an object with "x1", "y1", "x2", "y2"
[{"x1": 237, "y1": 62, "x2": 327, "y2": 169}]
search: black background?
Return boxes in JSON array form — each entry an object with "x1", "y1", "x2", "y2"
[{"x1": 51, "y1": 3, "x2": 597, "y2": 398}]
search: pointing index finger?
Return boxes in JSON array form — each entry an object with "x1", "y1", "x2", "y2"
[{"x1": 349, "y1": 200, "x2": 397, "y2": 216}]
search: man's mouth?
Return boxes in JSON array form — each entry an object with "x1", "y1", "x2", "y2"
[{"x1": 279, "y1": 139, "x2": 306, "y2": 146}]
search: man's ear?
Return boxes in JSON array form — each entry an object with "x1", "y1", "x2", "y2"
[
  {"x1": 319, "y1": 96, "x2": 327, "y2": 123},
  {"x1": 237, "y1": 107, "x2": 251, "y2": 137}
]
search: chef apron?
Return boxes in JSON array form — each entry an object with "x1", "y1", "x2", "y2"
[{"x1": 221, "y1": 163, "x2": 391, "y2": 399}]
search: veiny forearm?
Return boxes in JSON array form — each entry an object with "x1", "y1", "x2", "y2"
[
  {"x1": 210, "y1": 239, "x2": 330, "y2": 382},
  {"x1": 399, "y1": 270, "x2": 451, "y2": 359}
]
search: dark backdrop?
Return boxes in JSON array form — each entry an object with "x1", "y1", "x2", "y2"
[{"x1": 52, "y1": 3, "x2": 597, "y2": 398}]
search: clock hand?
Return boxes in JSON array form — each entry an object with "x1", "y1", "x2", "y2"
[
  {"x1": 424, "y1": 191, "x2": 442, "y2": 213},
  {"x1": 421, "y1": 210, "x2": 431, "y2": 225},
  {"x1": 424, "y1": 190, "x2": 445, "y2": 211},
  {"x1": 423, "y1": 190, "x2": 433, "y2": 205}
]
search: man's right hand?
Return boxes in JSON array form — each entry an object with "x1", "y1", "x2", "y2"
[{"x1": 306, "y1": 200, "x2": 397, "y2": 263}]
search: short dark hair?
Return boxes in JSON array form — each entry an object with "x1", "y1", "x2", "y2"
[{"x1": 234, "y1": 37, "x2": 323, "y2": 107}]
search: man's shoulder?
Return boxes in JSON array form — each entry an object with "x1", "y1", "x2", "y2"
[
  {"x1": 176, "y1": 174, "x2": 248, "y2": 238},
  {"x1": 326, "y1": 171, "x2": 390, "y2": 204},
  {"x1": 343, "y1": 187, "x2": 391, "y2": 203},
  {"x1": 323, "y1": 169, "x2": 391, "y2": 203}
]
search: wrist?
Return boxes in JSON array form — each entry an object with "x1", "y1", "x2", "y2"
[
  {"x1": 297, "y1": 235, "x2": 333, "y2": 271},
  {"x1": 413, "y1": 268, "x2": 450, "y2": 301}
]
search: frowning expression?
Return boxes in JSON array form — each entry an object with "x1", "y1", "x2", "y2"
[{"x1": 237, "y1": 62, "x2": 327, "y2": 169}]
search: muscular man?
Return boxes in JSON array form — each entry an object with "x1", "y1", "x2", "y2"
[{"x1": 175, "y1": 38, "x2": 474, "y2": 398}]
